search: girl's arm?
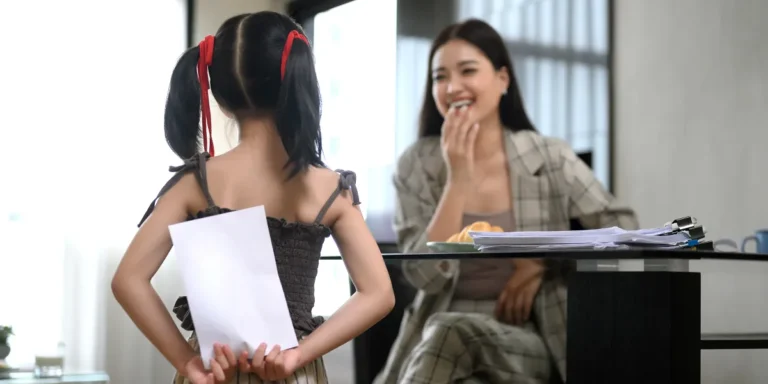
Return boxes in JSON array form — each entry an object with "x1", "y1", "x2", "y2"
[
  {"x1": 296, "y1": 198, "x2": 395, "y2": 365},
  {"x1": 111, "y1": 175, "x2": 198, "y2": 373}
]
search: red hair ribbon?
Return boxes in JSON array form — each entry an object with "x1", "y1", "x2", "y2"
[
  {"x1": 197, "y1": 35, "x2": 215, "y2": 156},
  {"x1": 280, "y1": 30, "x2": 309, "y2": 80}
]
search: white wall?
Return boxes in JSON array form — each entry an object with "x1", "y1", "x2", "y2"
[
  {"x1": 193, "y1": 0, "x2": 288, "y2": 154},
  {"x1": 193, "y1": 0, "x2": 286, "y2": 42},
  {"x1": 615, "y1": 0, "x2": 768, "y2": 382},
  {"x1": 192, "y1": 1, "x2": 355, "y2": 382}
]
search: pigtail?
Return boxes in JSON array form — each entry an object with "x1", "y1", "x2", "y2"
[
  {"x1": 164, "y1": 46, "x2": 202, "y2": 160},
  {"x1": 274, "y1": 37, "x2": 325, "y2": 179}
]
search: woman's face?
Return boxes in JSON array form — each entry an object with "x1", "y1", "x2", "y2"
[{"x1": 431, "y1": 39, "x2": 509, "y2": 123}]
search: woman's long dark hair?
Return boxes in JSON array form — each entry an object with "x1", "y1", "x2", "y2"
[
  {"x1": 163, "y1": 12, "x2": 324, "y2": 178},
  {"x1": 418, "y1": 19, "x2": 536, "y2": 137}
]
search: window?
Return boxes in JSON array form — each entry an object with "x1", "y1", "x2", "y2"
[
  {"x1": 306, "y1": 0, "x2": 611, "y2": 315},
  {"x1": 457, "y1": 0, "x2": 611, "y2": 185},
  {"x1": 311, "y1": 0, "x2": 398, "y2": 315}
]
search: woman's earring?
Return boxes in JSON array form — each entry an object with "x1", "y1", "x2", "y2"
[{"x1": 502, "y1": 89, "x2": 508, "y2": 96}]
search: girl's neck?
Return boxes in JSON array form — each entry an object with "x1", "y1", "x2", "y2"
[{"x1": 232, "y1": 117, "x2": 290, "y2": 174}]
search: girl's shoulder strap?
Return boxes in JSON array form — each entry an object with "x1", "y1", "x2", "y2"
[
  {"x1": 137, "y1": 152, "x2": 215, "y2": 227},
  {"x1": 313, "y1": 169, "x2": 361, "y2": 224}
]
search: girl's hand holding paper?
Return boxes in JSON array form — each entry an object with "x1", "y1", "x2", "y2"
[
  {"x1": 238, "y1": 343, "x2": 304, "y2": 381},
  {"x1": 182, "y1": 343, "x2": 237, "y2": 384},
  {"x1": 210, "y1": 343, "x2": 238, "y2": 383}
]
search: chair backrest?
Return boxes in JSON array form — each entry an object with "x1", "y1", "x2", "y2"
[
  {"x1": 570, "y1": 151, "x2": 593, "y2": 231},
  {"x1": 577, "y1": 151, "x2": 593, "y2": 169}
]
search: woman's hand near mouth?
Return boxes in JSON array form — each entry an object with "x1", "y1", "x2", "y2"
[{"x1": 441, "y1": 103, "x2": 480, "y2": 187}]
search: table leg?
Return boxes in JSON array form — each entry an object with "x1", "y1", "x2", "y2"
[{"x1": 567, "y1": 272, "x2": 701, "y2": 384}]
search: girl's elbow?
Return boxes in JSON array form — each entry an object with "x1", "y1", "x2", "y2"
[
  {"x1": 111, "y1": 272, "x2": 130, "y2": 301},
  {"x1": 110, "y1": 270, "x2": 144, "y2": 302},
  {"x1": 360, "y1": 281, "x2": 395, "y2": 317},
  {"x1": 111, "y1": 276, "x2": 125, "y2": 303},
  {"x1": 376, "y1": 283, "x2": 395, "y2": 316},
  {"x1": 381, "y1": 287, "x2": 396, "y2": 314}
]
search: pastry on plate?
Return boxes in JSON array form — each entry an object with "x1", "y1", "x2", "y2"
[{"x1": 446, "y1": 221, "x2": 503, "y2": 243}]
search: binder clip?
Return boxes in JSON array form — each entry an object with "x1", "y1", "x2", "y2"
[
  {"x1": 666, "y1": 216, "x2": 697, "y2": 231},
  {"x1": 686, "y1": 240, "x2": 714, "y2": 251},
  {"x1": 686, "y1": 225, "x2": 706, "y2": 240}
]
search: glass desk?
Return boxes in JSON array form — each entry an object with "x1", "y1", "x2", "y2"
[
  {"x1": 323, "y1": 249, "x2": 767, "y2": 384},
  {"x1": 1, "y1": 372, "x2": 108, "y2": 384}
]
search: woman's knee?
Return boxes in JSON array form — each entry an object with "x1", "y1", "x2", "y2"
[
  {"x1": 422, "y1": 312, "x2": 491, "y2": 342},
  {"x1": 404, "y1": 313, "x2": 478, "y2": 374},
  {"x1": 424, "y1": 312, "x2": 464, "y2": 331}
]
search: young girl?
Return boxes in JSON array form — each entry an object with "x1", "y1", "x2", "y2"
[{"x1": 112, "y1": 11, "x2": 394, "y2": 384}]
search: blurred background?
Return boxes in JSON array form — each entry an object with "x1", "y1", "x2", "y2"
[{"x1": 1, "y1": 0, "x2": 767, "y2": 383}]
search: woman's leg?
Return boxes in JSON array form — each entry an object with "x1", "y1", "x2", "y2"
[
  {"x1": 533, "y1": 279, "x2": 568, "y2": 381},
  {"x1": 398, "y1": 312, "x2": 551, "y2": 384},
  {"x1": 456, "y1": 377, "x2": 486, "y2": 384}
]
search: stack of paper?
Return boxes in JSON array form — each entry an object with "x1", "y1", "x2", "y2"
[{"x1": 469, "y1": 225, "x2": 695, "y2": 252}]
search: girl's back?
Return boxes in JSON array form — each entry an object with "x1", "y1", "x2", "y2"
[
  {"x1": 141, "y1": 148, "x2": 359, "y2": 333},
  {"x1": 200, "y1": 151, "x2": 351, "y2": 226},
  {"x1": 114, "y1": 11, "x2": 393, "y2": 384}
]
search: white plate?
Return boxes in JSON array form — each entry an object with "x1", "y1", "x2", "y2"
[{"x1": 426, "y1": 242, "x2": 478, "y2": 253}]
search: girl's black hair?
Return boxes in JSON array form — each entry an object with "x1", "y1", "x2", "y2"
[
  {"x1": 164, "y1": 12, "x2": 323, "y2": 178},
  {"x1": 418, "y1": 19, "x2": 536, "y2": 137}
]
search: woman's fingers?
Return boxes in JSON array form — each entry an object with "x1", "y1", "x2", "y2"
[
  {"x1": 454, "y1": 108, "x2": 475, "y2": 150},
  {"x1": 504, "y1": 286, "x2": 517, "y2": 324},
  {"x1": 444, "y1": 105, "x2": 470, "y2": 144},
  {"x1": 452, "y1": 106, "x2": 472, "y2": 144},
  {"x1": 496, "y1": 287, "x2": 515, "y2": 324},
  {"x1": 513, "y1": 291, "x2": 527, "y2": 325},
  {"x1": 494, "y1": 289, "x2": 507, "y2": 320},
  {"x1": 522, "y1": 287, "x2": 534, "y2": 323},
  {"x1": 465, "y1": 123, "x2": 480, "y2": 159},
  {"x1": 441, "y1": 105, "x2": 459, "y2": 141}
]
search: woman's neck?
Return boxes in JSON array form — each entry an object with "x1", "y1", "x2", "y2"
[{"x1": 474, "y1": 113, "x2": 506, "y2": 163}]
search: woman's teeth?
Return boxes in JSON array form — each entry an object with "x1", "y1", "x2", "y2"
[{"x1": 450, "y1": 100, "x2": 473, "y2": 108}]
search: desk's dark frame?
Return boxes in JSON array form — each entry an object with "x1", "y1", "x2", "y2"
[{"x1": 325, "y1": 250, "x2": 768, "y2": 384}]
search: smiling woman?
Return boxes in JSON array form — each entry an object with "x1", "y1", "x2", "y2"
[
  {"x1": 419, "y1": 20, "x2": 536, "y2": 138},
  {"x1": 377, "y1": 18, "x2": 637, "y2": 384}
]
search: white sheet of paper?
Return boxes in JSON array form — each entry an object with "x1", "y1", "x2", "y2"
[{"x1": 168, "y1": 205, "x2": 298, "y2": 369}]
